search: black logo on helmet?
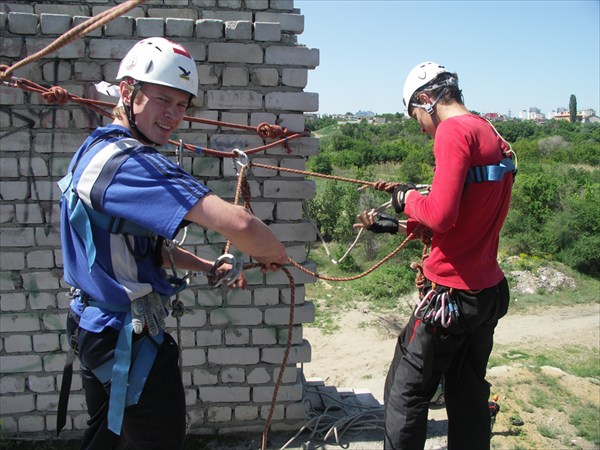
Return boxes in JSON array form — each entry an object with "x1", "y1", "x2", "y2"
[{"x1": 179, "y1": 66, "x2": 191, "y2": 81}]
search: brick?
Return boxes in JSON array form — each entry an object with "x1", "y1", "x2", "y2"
[
  {"x1": 89, "y1": 39, "x2": 134, "y2": 59},
  {"x1": 252, "y1": 327, "x2": 278, "y2": 345},
  {"x1": 0, "y1": 416, "x2": 17, "y2": 432},
  {"x1": 193, "y1": 368, "x2": 219, "y2": 385},
  {"x1": 0, "y1": 252, "x2": 25, "y2": 270},
  {"x1": 270, "y1": 222, "x2": 316, "y2": 242},
  {"x1": 263, "y1": 180, "x2": 316, "y2": 199},
  {"x1": 33, "y1": 333, "x2": 60, "y2": 352},
  {"x1": 221, "y1": 367, "x2": 245, "y2": 383},
  {"x1": 1, "y1": 394, "x2": 35, "y2": 414},
  {"x1": 199, "y1": 386, "x2": 249, "y2": 403},
  {"x1": 166, "y1": 18, "x2": 195, "y2": 37},
  {"x1": 260, "y1": 404, "x2": 284, "y2": 420},
  {"x1": 148, "y1": 8, "x2": 198, "y2": 20},
  {"x1": 208, "y1": 43, "x2": 263, "y2": 64},
  {"x1": 285, "y1": 401, "x2": 305, "y2": 420},
  {"x1": 264, "y1": 303, "x2": 315, "y2": 326},
  {"x1": 265, "y1": 92, "x2": 319, "y2": 112},
  {"x1": 8, "y1": 12, "x2": 39, "y2": 35},
  {"x1": 245, "y1": 0, "x2": 269, "y2": 9},
  {"x1": 225, "y1": 20, "x2": 252, "y2": 40},
  {"x1": 202, "y1": 11, "x2": 252, "y2": 22},
  {"x1": 0, "y1": 129, "x2": 31, "y2": 151},
  {"x1": 253, "y1": 68, "x2": 279, "y2": 87},
  {"x1": 247, "y1": 367, "x2": 271, "y2": 384},
  {"x1": 104, "y1": 16, "x2": 134, "y2": 37},
  {"x1": 265, "y1": 46, "x2": 319, "y2": 68},
  {"x1": 22, "y1": 271, "x2": 61, "y2": 292},
  {"x1": 254, "y1": 22, "x2": 281, "y2": 42},
  {"x1": 72, "y1": 16, "x2": 102, "y2": 37},
  {"x1": 210, "y1": 307, "x2": 262, "y2": 326},
  {"x1": 179, "y1": 308, "x2": 207, "y2": 327},
  {"x1": 196, "y1": 19, "x2": 223, "y2": 39},
  {"x1": 280, "y1": 286, "x2": 305, "y2": 306},
  {"x1": 196, "y1": 329, "x2": 222, "y2": 346},
  {"x1": 224, "y1": 327, "x2": 249, "y2": 345},
  {"x1": 0, "y1": 376, "x2": 25, "y2": 394},
  {"x1": 41, "y1": 311, "x2": 67, "y2": 331},
  {"x1": 255, "y1": 12, "x2": 304, "y2": 34},
  {"x1": 0, "y1": 313, "x2": 41, "y2": 333},
  {"x1": 275, "y1": 365, "x2": 300, "y2": 383},
  {"x1": 0, "y1": 35, "x2": 24, "y2": 57},
  {"x1": 208, "y1": 347, "x2": 259, "y2": 365},
  {"x1": 4, "y1": 334, "x2": 32, "y2": 352},
  {"x1": 28, "y1": 375, "x2": 55, "y2": 393},
  {"x1": 19, "y1": 415, "x2": 45, "y2": 433},
  {"x1": 218, "y1": 0, "x2": 243, "y2": 7},
  {"x1": 135, "y1": 17, "x2": 165, "y2": 37},
  {"x1": 26, "y1": 38, "x2": 86, "y2": 59},
  {"x1": 39, "y1": 13, "x2": 70, "y2": 35},
  {"x1": 234, "y1": 405, "x2": 258, "y2": 420},
  {"x1": 222, "y1": 67, "x2": 249, "y2": 87},
  {"x1": 253, "y1": 382, "x2": 303, "y2": 402},
  {"x1": 250, "y1": 112, "x2": 277, "y2": 128},
  {"x1": 271, "y1": 0, "x2": 294, "y2": 10},
  {"x1": 206, "y1": 90, "x2": 262, "y2": 110},
  {"x1": 261, "y1": 339, "x2": 311, "y2": 364},
  {"x1": 0, "y1": 355, "x2": 42, "y2": 373},
  {"x1": 276, "y1": 201, "x2": 303, "y2": 221},
  {"x1": 282, "y1": 68, "x2": 308, "y2": 88},
  {"x1": 278, "y1": 114, "x2": 305, "y2": 134},
  {"x1": 34, "y1": 5, "x2": 89, "y2": 17},
  {"x1": 250, "y1": 202, "x2": 275, "y2": 221},
  {"x1": 0, "y1": 84, "x2": 25, "y2": 105},
  {"x1": 0, "y1": 292, "x2": 27, "y2": 311},
  {"x1": 0, "y1": 204, "x2": 15, "y2": 223},
  {"x1": 26, "y1": 250, "x2": 54, "y2": 269},
  {"x1": 181, "y1": 348, "x2": 206, "y2": 366},
  {"x1": 206, "y1": 406, "x2": 232, "y2": 422}
]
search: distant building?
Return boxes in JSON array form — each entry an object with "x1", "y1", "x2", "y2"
[
  {"x1": 554, "y1": 109, "x2": 599, "y2": 123},
  {"x1": 519, "y1": 107, "x2": 545, "y2": 121},
  {"x1": 482, "y1": 112, "x2": 507, "y2": 122},
  {"x1": 355, "y1": 110, "x2": 375, "y2": 118}
]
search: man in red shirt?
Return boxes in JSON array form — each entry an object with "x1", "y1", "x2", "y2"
[{"x1": 356, "y1": 62, "x2": 514, "y2": 449}]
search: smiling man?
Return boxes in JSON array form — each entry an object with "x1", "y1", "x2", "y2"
[{"x1": 58, "y1": 38, "x2": 287, "y2": 450}]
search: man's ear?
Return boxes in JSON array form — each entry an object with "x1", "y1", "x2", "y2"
[{"x1": 119, "y1": 81, "x2": 132, "y2": 106}]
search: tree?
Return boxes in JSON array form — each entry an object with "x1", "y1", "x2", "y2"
[{"x1": 569, "y1": 94, "x2": 577, "y2": 123}]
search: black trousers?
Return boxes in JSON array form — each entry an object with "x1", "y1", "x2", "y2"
[
  {"x1": 67, "y1": 314, "x2": 186, "y2": 450},
  {"x1": 383, "y1": 278, "x2": 510, "y2": 450}
]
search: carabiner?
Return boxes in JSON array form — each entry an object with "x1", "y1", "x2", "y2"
[
  {"x1": 208, "y1": 253, "x2": 244, "y2": 287},
  {"x1": 231, "y1": 148, "x2": 250, "y2": 175}
]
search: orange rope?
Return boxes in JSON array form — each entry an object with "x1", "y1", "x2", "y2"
[{"x1": 0, "y1": 0, "x2": 147, "y2": 81}]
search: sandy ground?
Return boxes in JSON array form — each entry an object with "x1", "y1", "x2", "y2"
[{"x1": 302, "y1": 303, "x2": 600, "y2": 403}]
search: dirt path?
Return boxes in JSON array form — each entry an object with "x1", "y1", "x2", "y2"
[
  {"x1": 303, "y1": 303, "x2": 599, "y2": 401},
  {"x1": 301, "y1": 302, "x2": 600, "y2": 449}
]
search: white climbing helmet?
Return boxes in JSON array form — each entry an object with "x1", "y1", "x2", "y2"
[
  {"x1": 402, "y1": 61, "x2": 451, "y2": 115},
  {"x1": 116, "y1": 37, "x2": 198, "y2": 98}
]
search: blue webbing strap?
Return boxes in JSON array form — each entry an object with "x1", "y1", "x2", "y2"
[
  {"x1": 465, "y1": 157, "x2": 516, "y2": 184},
  {"x1": 108, "y1": 311, "x2": 133, "y2": 435}
]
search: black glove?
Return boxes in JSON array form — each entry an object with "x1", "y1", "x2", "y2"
[
  {"x1": 392, "y1": 183, "x2": 417, "y2": 214},
  {"x1": 367, "y1": 213, "x2": 399, "y2": 234}
]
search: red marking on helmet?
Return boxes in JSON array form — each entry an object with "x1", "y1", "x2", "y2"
[{"x1": 173, "y1": 46, "x2": 191, "y2": 59}]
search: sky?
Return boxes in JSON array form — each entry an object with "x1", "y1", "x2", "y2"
[{"x1": 295, "y1": 0, "x2": 600, "y2": 117}]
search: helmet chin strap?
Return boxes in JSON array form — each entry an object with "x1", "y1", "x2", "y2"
[
  {"x1": 123, "y1": 83, "x2": 160, "y2": 146},
  {"x1": 412, "y1": 93, "x2": 442, "y2": 128}
]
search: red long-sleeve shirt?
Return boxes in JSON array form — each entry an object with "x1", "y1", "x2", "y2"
[{"x1": 405, "y1": 114, "x2": 513, "y2": 290}]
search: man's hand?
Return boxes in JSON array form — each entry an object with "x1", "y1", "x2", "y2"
[
  {"x1": 354, "y1": 209, "x2": 407, "y2": 234},
  {"x1": 215, "y1": 262, "x2": 247, "y2": 289},
  {"x1": 392, "y1": 183, "x2": 417, "y2": 214}
]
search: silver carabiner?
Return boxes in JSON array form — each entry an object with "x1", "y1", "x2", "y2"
[
  {"x1": 231, "y1": 148, "x2": 250, "y2": 175},
  {"x1": 208, "y1": 253, "x2": 244, "y2": 287}
]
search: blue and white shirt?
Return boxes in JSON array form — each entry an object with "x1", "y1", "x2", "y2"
[{"x1": 60, "y1": 124, "x2": 211, "y2": 333}]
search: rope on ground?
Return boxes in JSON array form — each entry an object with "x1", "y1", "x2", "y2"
[{"x1": 280, "y1": 389, "x2": 384, "y2": 449}]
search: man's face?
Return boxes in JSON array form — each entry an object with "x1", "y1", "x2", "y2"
[
  {"x1": 413, "y1": 107, "x2": 437, "y2": 138},
  {"x1": 129, "y1": 83, "x2": 190, "y2": 145}
]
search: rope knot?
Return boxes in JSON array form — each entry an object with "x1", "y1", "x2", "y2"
[
  {"x1": 0, "y1": 65, "x2": 12, "y2": 82},
  {"x1": 42, "y1": 86, "x2": 70, "y2": 105},
  {"x1": 257, "y1": 122, "x2": 289, "y2": 140}
]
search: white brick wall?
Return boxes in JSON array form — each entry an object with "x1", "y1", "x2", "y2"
[{"x1": 0, "y1": 0, "x2": 320, "y2": 438}]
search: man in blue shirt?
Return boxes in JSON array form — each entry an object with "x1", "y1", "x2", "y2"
[{"x1": 59, "y1": 37, "x2": 287, "y2": 450}]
